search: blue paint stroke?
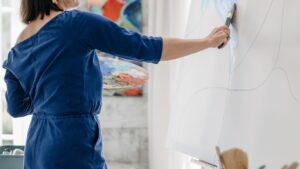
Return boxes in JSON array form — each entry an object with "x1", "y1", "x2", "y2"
[
  {"x1": 215, "y1": 0, "x2": 237, "y2": 19},
  {"x1": 201, "y1": 0, "x2": 210, "y2": 14},
  {"x1": 215, "y1": 0, "x2": 238, "y2": 74}
]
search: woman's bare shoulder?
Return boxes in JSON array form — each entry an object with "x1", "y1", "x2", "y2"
[
  {"x1": 16, "y1": 11, "x2": 61, "y2": 45},
  {"x1": 16, "y1": 27, "x2": 30, "y2": 44}
]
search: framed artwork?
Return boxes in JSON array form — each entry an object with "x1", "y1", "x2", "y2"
[{"x1": 79, "y1": 0, "x2": 146, "y2": 96}]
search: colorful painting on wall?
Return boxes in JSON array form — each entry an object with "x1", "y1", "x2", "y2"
[
  {"x1": 79, "y1": 0, "x2": 146, "y2": 96},
  {"x1": 100, "y1": 57, "x2": 148, "y2": 95}
]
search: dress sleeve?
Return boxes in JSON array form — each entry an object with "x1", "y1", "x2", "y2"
[
  {"x1": 72, "y1": 10, "x2": 163, "y2": 64},
  {"x1": 3, "y1": 70, "x2": 33, "y2": 118}
]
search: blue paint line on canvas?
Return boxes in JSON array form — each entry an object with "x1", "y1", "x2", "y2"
[
  {"x1": 201, "y1": 0, "x2": 210, "y2": 14},
  {"x1": 215, "y1": 0, "x2": 238, "y2": 74},
  {"x1": 215, "y1": 0, "x2": 237, "y2": 19}
]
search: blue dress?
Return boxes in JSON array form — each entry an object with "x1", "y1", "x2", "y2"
[{"x1": 2, "y1": 10, "x2": 162, "y2": 169}]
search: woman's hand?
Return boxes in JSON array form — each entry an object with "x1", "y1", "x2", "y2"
[
  {"x1": 205, "y1": 26, "x2": 230, "y2": 48},
  {"x1": 155, "y1": 26, "x2": 231, "y2": 61}
]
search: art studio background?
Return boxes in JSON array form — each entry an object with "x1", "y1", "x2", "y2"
[
  {"x1": 0, "y1": 0, "x2": 194, "y2": 169},
  {"x1": 1, "y1": 0, "x2": 300, "y2": 169}
]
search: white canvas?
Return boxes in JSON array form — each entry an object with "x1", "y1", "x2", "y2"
[{"x1": 167, "y1": 0, "x2": 300, "y2": 167}]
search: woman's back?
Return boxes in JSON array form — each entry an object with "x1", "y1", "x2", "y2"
[
  {"x1": 3, "y1": 9, "x2": 162, "y2": 117},
  {"x1": 3, "y1": 10, "x2": 103, "y2": 116}
]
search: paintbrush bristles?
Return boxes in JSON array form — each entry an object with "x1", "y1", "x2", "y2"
[{"x1": 221, "y1": 148, "x2": 248, "y2": 169}]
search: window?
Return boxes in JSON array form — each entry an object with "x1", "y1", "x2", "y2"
[{"x1": 0, "y1": 0, "x2": 28, "y2": 145}]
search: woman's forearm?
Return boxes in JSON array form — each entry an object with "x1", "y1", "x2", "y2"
[
  {"x1": 161, "y1": 38, "x2": 211, "y2": 61},
  {"x1": 160, "y1": 26, "x2": 230, "y2": 61}
]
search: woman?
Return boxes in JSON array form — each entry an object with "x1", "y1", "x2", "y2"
[{"x1": 2, "y1": 0, "x2": 230, "y2": 169}]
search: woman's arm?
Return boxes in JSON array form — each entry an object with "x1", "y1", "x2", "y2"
[
  {"x1": 3, "y1": 70, "x2": 33, "y2": 118},
  {"x1": 161, "y1": 26, "x2": 230, "y2": 61},
  {"x1": 72, "y1": 11, "x2": 163, "y2": 64},
  {"x1": 73, "y1": 11, "x2": 229, "y2": 64}
]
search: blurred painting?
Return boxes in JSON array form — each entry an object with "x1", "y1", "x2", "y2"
[{"x1": 79, "y1": 0, "x2": 145, "y2": 96}]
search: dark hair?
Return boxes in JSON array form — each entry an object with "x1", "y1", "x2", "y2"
[{"x1": 21, "y1": 0, "x2": 63, "y2": 24}]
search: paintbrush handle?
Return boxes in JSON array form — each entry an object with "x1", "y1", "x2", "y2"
[
  {"x1": 218, "y1": 18, "x2": 231, "y2": 49},
  {"x1": 218, "y1": 43, "x2": 226, "y2": 49}
]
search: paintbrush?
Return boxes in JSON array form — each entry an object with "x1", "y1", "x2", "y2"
[{"x1": 218, "y1": 3, "x2": 237, "y2": 49}]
